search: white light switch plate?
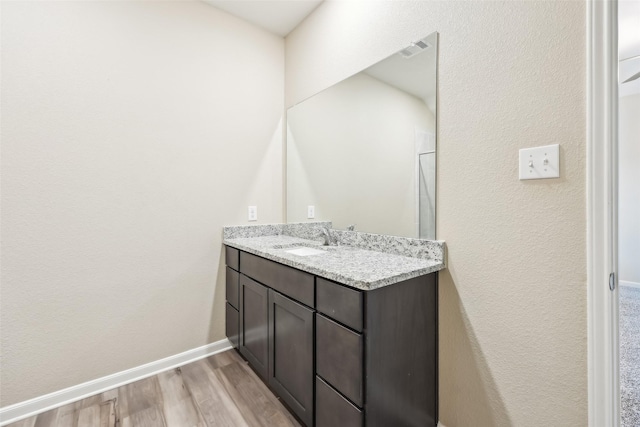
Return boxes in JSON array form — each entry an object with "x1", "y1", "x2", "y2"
[
  {"x1": 307, "y1": 205, "x2": 315, "y2": 219},
  {"x1": 519, "y1": 144, "x2": 560, "y2": 180},
  {"x1": 248, "y1": 206, "x2": 257, "y2": 221}
]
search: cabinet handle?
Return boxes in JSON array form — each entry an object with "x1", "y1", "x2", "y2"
[{"x1": 609, "y1": 272, "x2": 616, "y2": 291}]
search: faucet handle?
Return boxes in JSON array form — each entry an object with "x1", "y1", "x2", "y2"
[
  {"x1": 319, "y1": 227, "x2": 331, "y2": 246},
  {"x1": 346, "y1": 224, "x2": 356, "y2": 231}
]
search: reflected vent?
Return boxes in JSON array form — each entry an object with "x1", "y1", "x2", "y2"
[{"x1": 398, "y1": 40, "x2": 431, "y2": 59}]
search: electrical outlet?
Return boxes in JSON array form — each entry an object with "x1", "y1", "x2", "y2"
[
  {"x1": 307, "y1": 205, "x2": 315, "y2": 219},
  {"x1": 519, "y1": 144, "x2": 560, "y2": 180},
  {"x1": 248, "y1": 206, "x2": 257, "y2": 221}
]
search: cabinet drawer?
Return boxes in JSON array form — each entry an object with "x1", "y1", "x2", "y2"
[
  {"x1": 316, "y1": 376, "x2": 363, "y2": 427},
  {"x1": 225, "y1": 302, "x2": 239, "y2": 348},
  {"x1": 316, "y1": 314, "x2": 363, "y2": 407},
  {"x1": 316, "y1": 278, "x2": 363, "y2": 332},
  {"x1": 226, "y1": 246, "x2": 239, "y2": 271},
  {"x1": 240, "y1": 252, "x2": 314, "y2": 307},
  {"x1": 226, "y1": 267, "x2": 239, "y2": 309}
]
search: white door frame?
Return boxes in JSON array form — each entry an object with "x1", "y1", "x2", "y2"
[{"x1": 587, "y1": 1, "x2": 619, "y2": 426}]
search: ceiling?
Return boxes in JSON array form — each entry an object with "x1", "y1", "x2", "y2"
[
  {"x1": 203, "y1": 1, "x2": 639, "y2": 58},
  {"x1": 202, "y1": 0, "x2": 323, "y2": 37},
  {"x1": 364, "y1": 33, "x2": 438, "y2": 109},
  {"x1": 202, "y1": 0, "x2": 639, "y2": 95}
]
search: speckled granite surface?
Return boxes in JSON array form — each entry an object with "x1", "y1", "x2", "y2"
[
  {"x1": 330, "y1": 230, "x2": 445, "y2": 264},
  {"x1": 223, "y1": 222, "x2": 331, "y2": 240},
  {"x1": 222, "y1": 227, "x2": 446, "y2": 290},
  {"x1": 223, "y1": 223, "x2": 445, "y2": 263},
  {"x1": 621, "y1": 285, "x2": 640, "y2": 427}
]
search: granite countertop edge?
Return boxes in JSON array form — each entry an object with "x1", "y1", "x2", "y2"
[{"x1": 224, "y1": 236, "x2": 445, "y2": 291}]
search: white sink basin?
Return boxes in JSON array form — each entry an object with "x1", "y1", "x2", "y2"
[{"x1": 285, "y1": 247, "x2": 327, "y2": 256}]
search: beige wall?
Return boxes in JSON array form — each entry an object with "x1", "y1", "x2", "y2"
[
  {"x1": 286, "y1": 2, "x2": 587, "y2": 426},
  {"x1": 1, "y1": 0, "x2": 589, "y2": 422},
  {"x1": 0, "y1": 0, "x2": 284, "y2": 406}
]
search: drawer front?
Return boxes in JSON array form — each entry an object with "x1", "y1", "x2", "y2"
[
  {"x1": 226, "y1": 267, "x2": 240, "y2": 309},
  {"x1": 225, "y1": 302, "x2": 239, "y2": 348},
  {"x1": 316, "y1": 376, "x2": 363, "y2": 427},
  {"x1": 316, "y1": 278, "x2": 363, "y2": 331},
  {"x1": 225, "y1": 246, "x2": 239, "y2": 271},
  {"x1": 240, "y1": 252, "x2": 314, "y2": 307},
  {"x1": 316, "y1": 314, "x2": 363, "y2": 406}
]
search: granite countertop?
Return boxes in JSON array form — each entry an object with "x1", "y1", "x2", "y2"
[{"x1": 223, "y1": 234, "x2": 445, "y2": 291}]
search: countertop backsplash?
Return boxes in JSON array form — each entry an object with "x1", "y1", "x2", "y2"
[{"x1": 223, "y1": 222, "x2": 445, "y2": 263}]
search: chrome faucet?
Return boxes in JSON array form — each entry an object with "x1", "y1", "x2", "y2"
[{"x1": 320, "y1": 227, "x2": 333, "y2": 246}]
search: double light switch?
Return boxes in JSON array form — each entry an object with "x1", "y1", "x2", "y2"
[{"x1": 519, "y1": 144, "x2": 560, "y2": 180}]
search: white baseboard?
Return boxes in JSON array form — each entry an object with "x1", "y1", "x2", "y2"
[
  {"x1": 620, "y1": 280, "x2": 640, "y2": 290},
  {"x1": 437, "y1": 422, "x2": 447, "y2": 427},
  {"x1": 0, "y1": 338, "x2": 232, "y2": 426}
]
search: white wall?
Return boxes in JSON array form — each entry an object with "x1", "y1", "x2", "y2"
[
  {"x1": 619, "y1": 94, "x2": 640, "y2": 285},
  {"x1": 287, "y1": 72, "x2": 434, "y2": 236},
  {"x1": 287, "y1": 2, "x2": 586, "y2": 426},
  {"x1": 0, "y1": 0, "x2": 284, "y2": 406}
]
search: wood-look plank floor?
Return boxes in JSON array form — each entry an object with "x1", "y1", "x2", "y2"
[{"x1": 7, "y1": 350, "x2": 301, "y2": 427}]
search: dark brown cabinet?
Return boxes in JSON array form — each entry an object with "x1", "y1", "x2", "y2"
[
  {"x1": 314, "y1": 274, "x2": 438, "y2": 427},
  {"x1": 316, "y1": 314, "x2": 363, "y2": 407},
  {"x1": 224, "y1": 246, "x2": 438, "y2": 427},
  {"x1": 240, "y1": 251, "x2": 314, "y2": 307},
  {"x1": 316, "y1": 277, "x2": 363, "y2": 332},
  {"x1": 225, "y1": 248, "x2": 240, "y2": 350},
  {"x1": 226, "y1": 266, "x2": 239, "y2": 309},
  {"x1": 268, "y1": 290, "x2": 314, "y2": 426},
  {"x1": 316, "y1": 376, "x2": 363, "y2": 427},
  {"x1": 225, "y1": 303, "x2": 239, "y2": 348},
  {"x1": 239, "y1": 274, "x2": 269, "y2": 380}
]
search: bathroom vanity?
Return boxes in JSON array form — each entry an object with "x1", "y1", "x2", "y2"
[
  {"x1": 227, "y1": 27, "x2": 443, "y2": 427},
  {"x1": 223, "y1": 225, "x2": 445, "y2": 427}
]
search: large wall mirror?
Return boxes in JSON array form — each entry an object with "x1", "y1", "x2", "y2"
[{"x1": 286, "y1": 32, "x2": 438, "y2": 239}]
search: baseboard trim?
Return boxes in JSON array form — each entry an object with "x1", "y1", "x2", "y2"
[
  {"x1": 437, "y1": 422, "x2": 447, "y2": 427},
  {"x1": 620, "y1": 280, "x2": 640, "y2": 290},
  {"x1": 0, "y1": 338, "x2": 232, "y2": 426}
]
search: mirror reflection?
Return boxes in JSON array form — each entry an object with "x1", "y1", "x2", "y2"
[{"x1": 286, "y1": 32, "x2": 438, "y2": 239}]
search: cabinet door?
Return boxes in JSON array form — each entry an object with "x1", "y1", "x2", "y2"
[
  {"x1": 226, "y1": 266, "x2": 240, "y2": 309},
  {"x1": 269, "y1": 290, "x2": 314, "y2": 427},
  {"x1": 225, "y1": 302, "x2": 239, "y2": 348},
  {"x1": 239, "y1": 274, "x2": 269, "y2": 380}
]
